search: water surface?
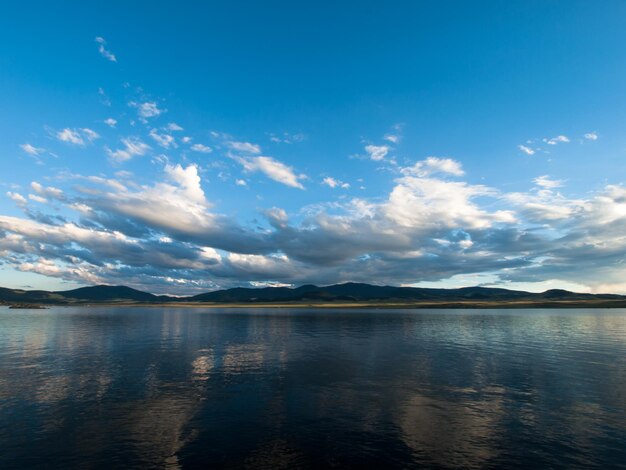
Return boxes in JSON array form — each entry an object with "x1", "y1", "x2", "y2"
[{"x1": 1, "y1": 307, "x2": 625, "y2": 469}]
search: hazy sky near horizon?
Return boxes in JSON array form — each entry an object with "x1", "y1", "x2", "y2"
[{"x1": 2, "y1": 1, "x2": 626, "y2": 294}]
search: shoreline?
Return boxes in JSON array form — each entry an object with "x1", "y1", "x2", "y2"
[{"x1": 4, "y1": 300, "x2": 626, "y2": 309}]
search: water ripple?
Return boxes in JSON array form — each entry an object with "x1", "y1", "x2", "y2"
[{"x1": 0, "y1": 307, "x2": 625, "y2": 469}]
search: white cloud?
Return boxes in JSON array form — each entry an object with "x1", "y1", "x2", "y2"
[
  {"x1": 191, "y1": 143, "x2": 212, "y2": 153},
  {"x1": 129, "y1": 101, "x2": 165, "y2": 119},
  {"x1": 164, "y1": 164, "x2": 205, "y2": 203},
  {"x1": 6, "y1": 192, "x2": 27, "y2": 206},
  {"x1": 236, "y1": 156, "x2": 305, "y2": 189},
  {"x1": 322, "y1": 177, "x2": 350, "y2": 189},
  {"x1": 28, "y1": 194, "x2": 47, "y2": 203},
  {"x1": 518, "y1": 145, "x2": 535, "y2": 155},
  {"x1": 149, "y1": 129, "x2": 176, "y2": 148},
  {"x1": 383, "y1": 124, "x2": 403, "y2": 144},
  {"x1": 210, "y1": 130, "x2": 229, "y2": 139},
  {"x1": 98, "y1": 87, "x2": 111, "y2": 106},
  {"x1": 19, "y1": 258, "x2": 63, "y2": 277},
  {"x1": 56, "y1": 128, "x2": 99, "y2": 146},
  {"x1": 227, "y1": 141, "x2": 261, "y2": 154},
  {"x1": 95, "y1": 37, "x2": 117, "y2": 62},
  {"x1": 506, "y1": 187, "x2": 576, "y2": 221},
  {"x1": 235, "y1": 179, "x2": 247, "y2": 186},
  {"x1": 584, "y1": 131, "x2": 598, "y2": 141},
  {"x1": 227, "y1": 253, "x2": 291, "y2": 274},
  {"x1": 106, "y1": 137, "x2": 150, "y2": 162},
  {"x1": 402, "y1": 157, "x2": 464, "y2": 177},
  {"x1": 58, "y1": 165, "x2": 220, "y2": 246},
  {"x1": 533, "y1": 175, "x2": 563, "y2": 189},
  {"x1": 250, "y1": 281, "x2": 293, "y2": 288},
  {"x1": 545, "y1": 135, "x2": 570, "y2": 145},
  {"x1": 384, "y1": 176, "x2": 511, "y2": 230},
  {"x1": 104, "y1": 118, "x2": 117, "y2": 128},
  {"x1": 82, "y1": 128, "x2": 99, "y2": 141},
  {"x1": 365, "y1": 144, "x2": 389, "y2": 161},
  {"x1": 20, "y1": 143, "x2": 44, "y2": 156},
  {"x1": 269, "y1": 132, "x2": 305, "y2": 144},
  {"x1": 167, "y1": 122, "x2": 183, "y2": 131},
  {"x1": 115, "y1": 170, "x2": 133, "y2": 179},
  {"x1": 30, "y1": 182, "x2": 64, "y2": 200}
]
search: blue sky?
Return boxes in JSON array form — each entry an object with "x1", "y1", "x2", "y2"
[{"x1": 2, "y1": 1, "x2": 626, "y2": 294}]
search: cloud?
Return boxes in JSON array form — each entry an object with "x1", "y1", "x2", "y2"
[
  {"x1": 322, "y1": 177, "x2": 350, "y2": 189},
  {"x1": 4, "y1": 147, "x2": 626, "y2": 293},
  {"x1": 264, "y1": 207, "x2": 288, "y2": 229},
  {"x1": 505, "y1": 188, "x2": 576, "y2": 222},
  {"x1": 0, "y1": 215, "x2": 170, "y2": 284},
  {"x1": 236, "y1": 156, "x2": 305, "y2": 189},
  {"x1": 61, "y1": 164, "x2": 271, "y2": 257},
  {"x1": 31, "y1": 182, "x2": 64, "y2": 200},
  {"x1": 584, "y1": 132, "x2": 598, "y2": 141},
  {"x1": 497, "y1": 185, "x2": 626, "y2": 290},
  {"x1": 167, "y1": 122, "x2": 183, "y2": 131},
  {"x1": 98, "y1": 87, "x2": 111, "y2": 106},
  {"x1": 20, "y1": 143, "x2": 44, "y2": 156},
  {"x1": 402, "y1": 157, "x2": 465, "y2": 177},
  {"x1": 227, "y1": 141, "x2": 261, "y2": 154},
  {"x1": 500, "y1": 176, "x2": 569, "y2": 223},
  {"x1": 129, "y1": 101, "x2": 165, "y2": 120},
  {"x1": 533, "y1": 175, "x2": 563, "y2": 189},
  {"x1": 383, "y1": 123, "x2": 403, "y2": 143},
  {"x1": 105, "y1": 137, "x2": 150, "y2": 162},
  {"x1": 269, "y1": 133, "x2": 305, "y2": 144},
  {"x1": 149, "y1": 129, "x2": 176, "y2": 149},
  {"x1": 163, "y1": 164, "x2": 205, "y2": 203},
  {"x1": 544, "y1": 135, "x2": 570, "y2": 145},
  {"x1": 190, "y1": 143, "x2": 212, "y2": 153},
  {"x1": 365, "y1": 144, "x2": 389, "y2": 161},
  {"x1": 95, "y1": 37, "x2": 117, "y2": 62},
  {"x1": 235, "y1": 179, "x2": 247, "y2": 186},
  {"x1": 6, "y1": 192, "x2": 27, "y2": 206},
  {"x1": 104, "y1": 118, "x2": 117, "y2": 128},
  {"x1": 28, "y1": 194, "x2": 47, "y2": 204},
  {"x1": 56, "y1": 128, "x2": 99, "y2": 146},
  {"x1": 383, "y1": 176, "x2": 510, "y2": 230},
  {"x1": 518, "y1": 145, "x2": 535, "y2": 155},
  {"x1": 7, "y1": 162, "x2": 514, "y2": 287}
]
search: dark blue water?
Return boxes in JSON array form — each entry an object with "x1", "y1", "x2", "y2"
[{"x1": 1, "y1": 307, "x2": 625, "y2": 469}]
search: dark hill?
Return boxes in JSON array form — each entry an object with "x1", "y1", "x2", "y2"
[
  {"x1": 55, "y1": 285, "x2": 164, "y2": 302},
  {"x1": 1, "y1": 282, "x2": 625, "y2": 306},
  {"x1": 189, "y1": 282, "x2": 622, "y2": 304},
  {"x1": 0, "y1": 287, "x2": 65, "y2": 303}
]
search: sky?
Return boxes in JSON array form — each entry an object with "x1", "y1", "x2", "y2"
[{"x1": 2, "y1": 1, "x2": 626, "y2": 294}]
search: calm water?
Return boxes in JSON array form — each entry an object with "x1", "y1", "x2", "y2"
[{"x1": 1, "y1": 307, "x2": 625, "y2": 469}]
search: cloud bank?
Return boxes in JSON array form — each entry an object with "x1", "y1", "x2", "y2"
[{"x1": 3, "y1": 153, "x2": 626, "y2": 294}]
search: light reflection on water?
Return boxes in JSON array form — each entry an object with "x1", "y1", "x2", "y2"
[{"x1": 1, "y1": 307, "x2": 625, "y2": 469}]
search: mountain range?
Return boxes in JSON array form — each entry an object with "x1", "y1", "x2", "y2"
[{"x1": 1, "y1": 283, "x2": 626, "y2": 307}]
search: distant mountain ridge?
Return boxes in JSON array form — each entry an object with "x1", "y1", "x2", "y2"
[
  {"x1": 1, "y1": 282, "x2": 625, "y2": 306},
  {"x1": 56, "y1": 285, "x2": 167, "y2": 302}
]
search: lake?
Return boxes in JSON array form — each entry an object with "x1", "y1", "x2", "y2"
[{"x1": 1, "y1": 307, "x2": 625, "y2": 469}]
